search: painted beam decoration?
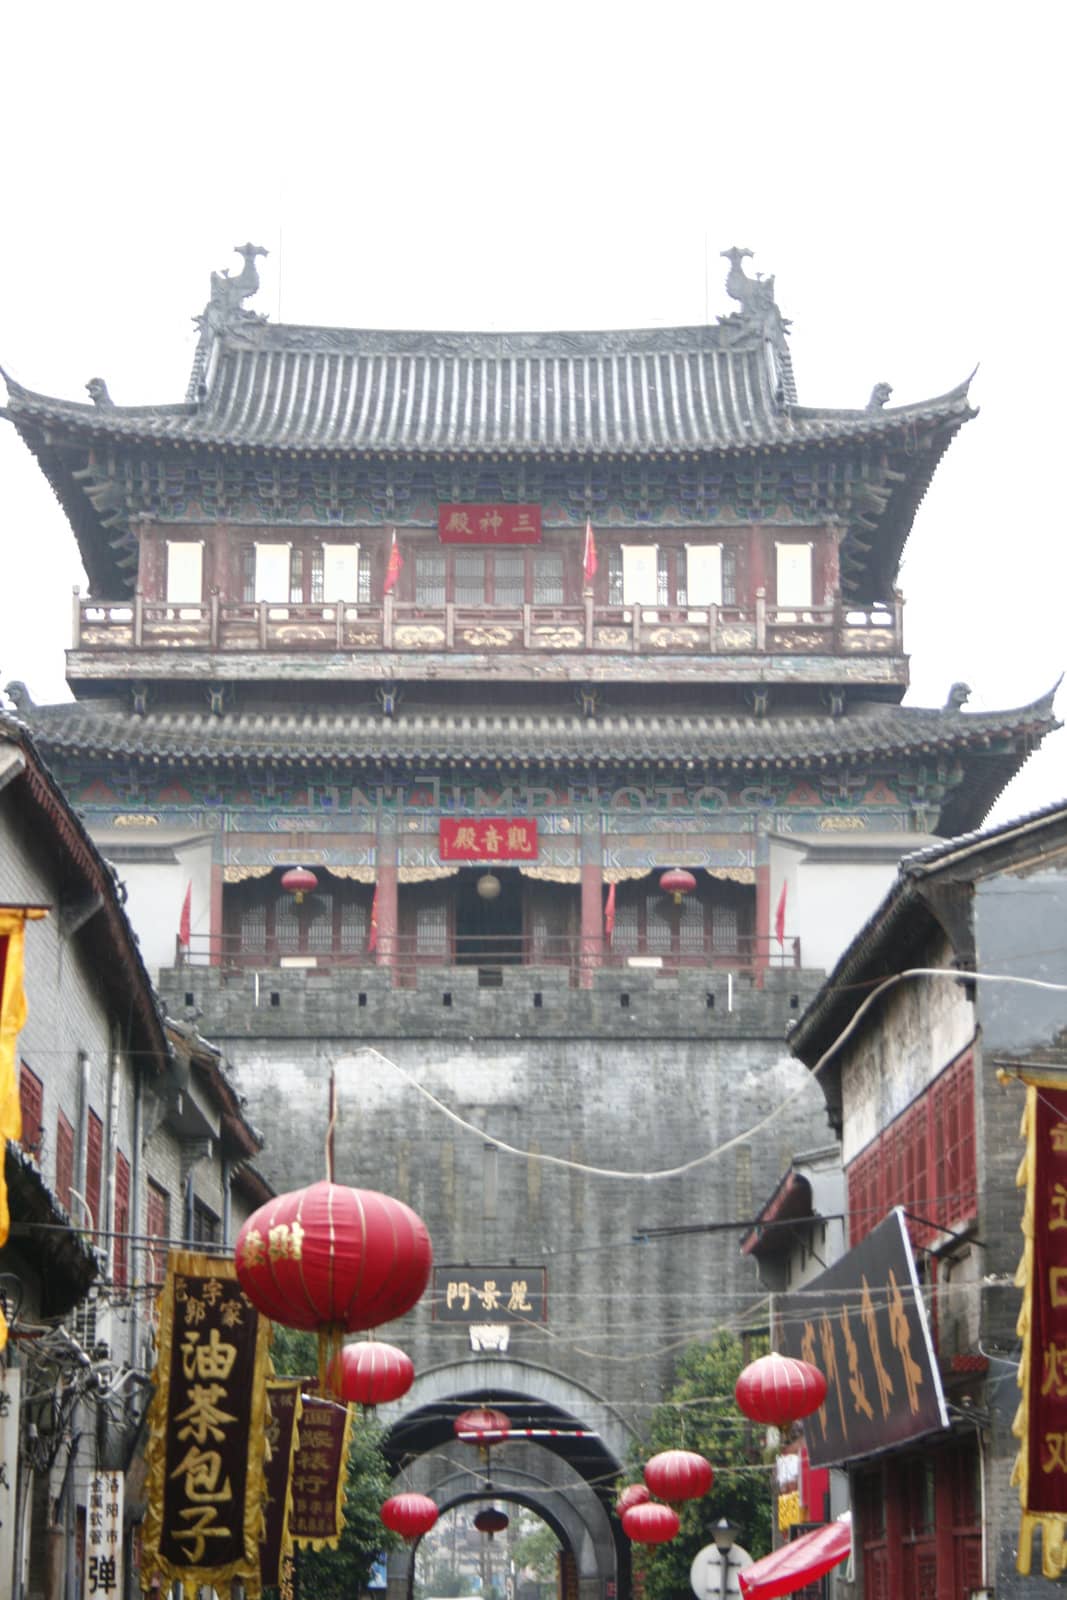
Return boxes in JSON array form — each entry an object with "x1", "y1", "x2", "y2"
[
  {"x1": 288, "y1": 1394, "x2": 355, "y2": 1550},
  {"x1": 439, "y1": 818, "x2": 539, "y2": 862},
  {"x1": 1008, "y1": 1071, "x2": 1067, "y2": 1578},
  {"x1": 141, "y1": 1250, "x2": 271, "y2": 1598},
  {"x1": 438, "y1": 504, "x2": 541, "y2": 543},
  {"x1": 432, "y1": 1265, "x2": 547, "y2": 1322},
  {"x1": 778, "y1": 1209, "x2": 947, "y2": 1467}
]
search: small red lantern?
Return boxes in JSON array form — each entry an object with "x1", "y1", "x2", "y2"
[
  {"x1": 328, "y1": 1340, "x2": 416, "y2": 1405},
  {"x1": 735, "y1": 1353, "x2": 827, "y2": 1429},
  {"x1": 474, "y1": 1507, "x2": 510, "y2": 1539},
  {"x1": 643, "y1": 1449, "x2": 714, "y2": 1502},
  {"x1": 616, "y1": 1483, "x2": 650, "y2": 1517},
  {"x1": 236, "y1": 1181, "x2": 432, "y2": 1389},
  {"x1": 621, "y1": 1502, "x2": 680, "y2": 1544},
  {"x1": 281, "y1": 865, "x2": 318, "y2": 903},
  {"x1": 660, "y1": 867, "x2": 697, "y2": 905},
  {"x1": 454, "y1": 1407, "x2": 511, "y2": 1446},
  {"x1": 381, "y1": 1493, "x2": 439, "y2": 1540}
]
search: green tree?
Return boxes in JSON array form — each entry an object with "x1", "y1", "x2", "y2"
[
  {"x1": 512, "y1": 1518, "x2": 561, "y2": 1582},
  {"x1": 267, "y1": 1327, "x2": 400, "y2": 1600},
  {"x1": 625, "y1": 1333, "x2": 771, "y2": 1600}
]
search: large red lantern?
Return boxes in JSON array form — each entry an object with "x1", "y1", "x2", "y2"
[
  {"x1": 735, "y1": 1353, "x2": 827, "y2": 1429},
  {"x1": 616, "y1": 1483, "x2": 651, "y2": 1517},
  {"x1": 643, "y1": 1449, "x2": 714, "y2": 1502},
  {"x1": 622, "y1": 1502, "x2": 680, "y2": 1544},
  {"x1": 381, "y1": 1493, "x2": 439, "y2": 1540},
  {"x1": 328, "y1": 1340, "x2": 416, "y2": 1405},
  {"x1": 454, "y1": 1407, "x2": 511, "y2": 1447},
  {"x1": 474, "y1": 1507, "x2": 510, "y2": 1539},
  {"x1": 660, "y1": 868, "x2": 697, "y2": 905},
  {"x1": 280, "y1": 865, "x2": 318, "y2": 903},
  {"x1": 235, "y1": 1181, "x2": 432, "y2": 1387}
]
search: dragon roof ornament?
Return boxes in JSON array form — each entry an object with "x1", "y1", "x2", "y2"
[
  {"x1": 188, "y1": 243, "x2": 269, "y2": 400},
  {"x1": 719, "y1": 247, "x2": 796, "y2": 405}
]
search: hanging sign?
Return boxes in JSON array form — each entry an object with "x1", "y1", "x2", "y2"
[
  {"x1": 439, "y1": 818, "x2": 539, "y2": 861},
  {"x1": 289, "y1": 1394, "x2": 355, "y2": 1550},
  {"x1": 1008, "y1": 1073, "x2": 1067, "y2": 1577},
  {"x1": 141, "y1": 1250, "x2": 271, "y2": 1599},
  {"x1": 439, "y1": 505, "x2": 542, "y2": 544},
  {"x1": 85, "y1": 1470, "x2": 123, "y2": 1600},
  {"x1": 778, "y1": 1209, "x2": 947, "y2": 1466},
  {"x1": 260, "y1": 1380, "x2": 304, "y2": 1588},
  {"x1": 0, "y1": 1368, "x2": 21, "y2": 1596}
]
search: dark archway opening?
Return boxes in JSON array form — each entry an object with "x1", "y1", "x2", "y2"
[{"x1": 455, "y1": 868, "x2": 524, "y2": 967}]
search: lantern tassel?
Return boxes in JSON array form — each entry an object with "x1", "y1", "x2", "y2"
[{"x1": 319, "y1": 1323, "x2": 345, "y2": 1397}]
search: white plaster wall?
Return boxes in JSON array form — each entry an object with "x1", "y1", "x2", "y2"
[
  {"x1": 111, "y1": 834, "x2": 214, "y2": 977},
  {"x1": 839, "y1": 932, "x2": 974, "y2": 1164},
  {"x1": 797, "y1": 857, "x2": 909, "y2": 972}
]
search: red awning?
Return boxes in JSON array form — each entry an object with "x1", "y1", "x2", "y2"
[{"x1": 738, "y1": 1518, "x2": 852, "y2": 1600}]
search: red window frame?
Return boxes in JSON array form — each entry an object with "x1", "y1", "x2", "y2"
[
  {"x1": 19, "y1": 1063, "x2": 44, "y2": 1158},
  {"x1": 85, "y1": 1109, "x2": 104, "y2": 1238},
  {"x1": 113, "y1": 1150, "x2": 131, "y2": 1288},
  {"x1": 55, "y1": 1112, "x2": 75, "y2": 1213},
  {"x1": 145, "y1": 1179, "x2": 170, "y2": 1285},
  {"x1": 846, "y1": 1049, "x2": 975, "y2": 1249}
]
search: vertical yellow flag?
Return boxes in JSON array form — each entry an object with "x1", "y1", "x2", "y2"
[{"x1": 0, "y1": 908, "x2": 31, "y2": 1350}]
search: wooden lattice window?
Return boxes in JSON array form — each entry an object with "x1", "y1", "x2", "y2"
[
  {"x1": 55, "y1": 1112, "x2": 75, "y2": 1213},
  {"x1": 86, "y1": 1109, "x2": 104, "y2": 1237},
  {"x1": 146, "y1": 1179, "x2": 170, "y2": 1284},
  {"x1": 415, "y1": 551, "x2": 446, "y2": 605},
  {"x1": 19, "y1": 1063, "x2": 43, "y2": 1158},
  {"x1": 340, "y1": 902, "x2": 368, "y2": 953},
  {"x1": 306, "y1": 893, "x2": 334, "y2": 952},
  {"x1": 495, "y1": 552, "x2": 526, "y2": 606},
  {"x1": 113, "y1": 1151, "x2": 131, "y2": 1288},
  {"x1": 532, "y1": 553, "x2": 564, "y2": 604},
  {"x1": 192, "y1": 1197, "x2": 220, "y2": 1246},
  {"x1": 416, "y1": 904, "x2": 448, "y2": 955}
]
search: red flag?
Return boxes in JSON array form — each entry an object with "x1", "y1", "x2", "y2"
[
  {"x1": 368, "y1": 882, "x2": 379, "y2": 953},
  {"x1": 178, "y1": 882, "x2": 192, "y2": 948},
  {"x1": 582, "y1": 519, "x2": 598, "y2": 585},
  {"x1": 383, "y1": 529, "x2": 403, "y2": 596},
  {"x1": 774, "y1": 881, "x2": 787, "y2": 947},
  {"x1": 604, "y1": 882, "x2": 616, "y2": 942}
]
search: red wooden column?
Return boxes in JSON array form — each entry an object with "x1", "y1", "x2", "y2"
[
  {"x1": 579, "y1": 814, "x2": 603, "y2": 989},
  {"x1": 209, "y1": 861, "x2": 224, "y2": 967},
  {"x1": 754, "y1": 860, "x2": 770, "y2": 987},
  {"x1": 375, "y1": 822, "x2": 399, "y2": 976}
]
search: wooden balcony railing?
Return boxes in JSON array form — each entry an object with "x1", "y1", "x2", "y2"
[
  {"x1": 74, "y1": 591, "x2": 903, "y2": 659},
  {"x1": 172, "y1": 930, "x2": 803, "y2": 986}
]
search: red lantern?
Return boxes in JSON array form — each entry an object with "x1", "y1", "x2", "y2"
[
  {"x1": 474, "y1": 1507, "x2": 510, "y2": 1538},
  {"x1": 235, "y1": 1181, "x2": 432, "y2": 1388},
  {"x1": 735, "y1": 1353, "x2": 827, "y2": 1429},
  {"x1": 381, "y1": 1493, "x2": 439, "y2": 1540},
  {"x1": 328, "y1": 1341, "x2": 416, "y2": 1405},
  {"x1": 281, "y1": 865, "x2": 318, "y2": 903},
  {"x1": 643, "y1": 1449, "x2": 714, "y2": 1502},
  {"x1": 622, "y1": 1502, "x2": 680, "y2": 1544},
  {"x1": 454, "y1": 1407, "x2": 511, "y2": 1446},
  {"x1": 616, "y1": 1483, "x2": 650, "y2": 1517},
  {"x1": 660, "y1": 868, "x2": 697, "y2": 905}
]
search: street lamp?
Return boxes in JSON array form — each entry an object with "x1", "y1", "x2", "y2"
[{"x1": 711, "y1": 1520, "x2": 740, "y2": 1600}]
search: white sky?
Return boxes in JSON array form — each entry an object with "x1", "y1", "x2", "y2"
[{"x1": 1, "y1": 1, "x2": 1063, "y2": 824}]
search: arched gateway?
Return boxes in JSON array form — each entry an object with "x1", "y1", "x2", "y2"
[{"x1": 377, "y1": 1360, "x2": 634, "y2": 1600}]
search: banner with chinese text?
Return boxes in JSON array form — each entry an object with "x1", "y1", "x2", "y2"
[
  {"x1": 85, "y1": 1470, "x2": 123, "y2": 1600},
  {"x1": 141, "y1": 1250, "x2": 270, "y2": 1598},
  {"x1": 439, "y1": 505, "x2": 541, "y2": 543},
  {"x1": 778, "y1": 1208, "x2": 947, "y2": 1466},
  {"x1": 439, "y1": 819, "x2": 538, "y2": 862},
  {"x1": 432, "y1": 1266, "x2": 547, "y2": 1322},
  {"x1": 1008, "y1": 1073, "x2": 1067, "y2": 1577},
  {"x1": 289, "y1": 1394, "x2": 354, "y2": 1550},
  {"x1": 260, "y1": 1380, "x2": 303, "y2": 1588}
]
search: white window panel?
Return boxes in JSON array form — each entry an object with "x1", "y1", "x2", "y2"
[
  {"x1": 776, "y1": 542, "x2": 813, "y2": 609},
  {"x1": 685, "y1": 544, "x2": 723, "y2": 606},
  {"x1": 165, "y1": 541, "x2": 203, "y2": 604},
  {"x1": 621, "y1": 544, "x2": 658, "y2": 605},
  {"x1": 322, "y1": 543, "x2": 360, "y2": 602},
  {"x1": 254, "y1": 543, "x2": 291, "y2": 603}
]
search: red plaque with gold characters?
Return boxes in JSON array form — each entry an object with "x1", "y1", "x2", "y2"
[
  {"x1": 142, "y1": 1250, "x2": 271, "y2": 1599},
  {"x1": 439, "y1": 818, "x2": 539, "y2": 862},
  {"x1": 438, "y1": 504, "x2": 542, "y2": 544},
  {"x1": 1010, "y1": 1074, "x2": 1067, "y2": 1577},
  {"x1": 289, "y1": 1394, "x2": 355, "y2": 1550}
]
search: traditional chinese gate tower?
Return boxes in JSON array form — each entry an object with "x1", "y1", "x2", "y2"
[{"x1": 2, "y1": 249, "x2": 1055, "y2": 1600}]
